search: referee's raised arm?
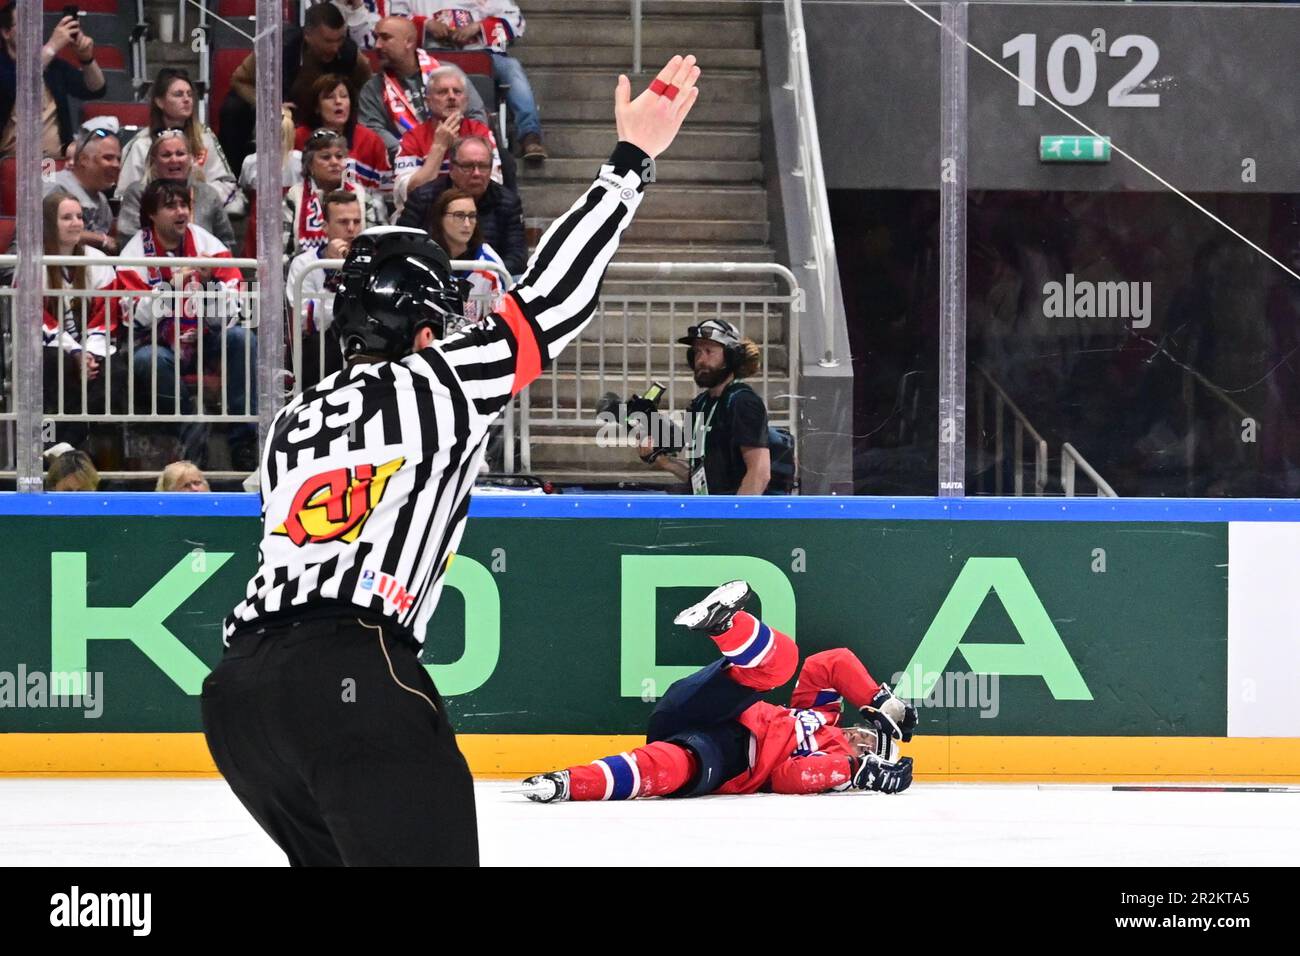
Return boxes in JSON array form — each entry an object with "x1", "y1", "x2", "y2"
[{"x1": 437, "y1": 55, "x2": 702, "y2": 410}]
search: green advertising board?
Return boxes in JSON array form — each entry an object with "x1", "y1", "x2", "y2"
[{"x1": 0, "y1": 502, "x2": 1228, "y2": 737}]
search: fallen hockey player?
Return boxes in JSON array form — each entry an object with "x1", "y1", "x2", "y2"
[{"x1": 520, "y1": 580, "x2": 917, "y2": 803}]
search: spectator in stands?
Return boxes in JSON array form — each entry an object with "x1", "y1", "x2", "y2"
[
  {"x1": 294, "y1": 74, "x2": 393, "y2": 204},
  {"x1": 425, "y1": 186, "x2": 506, "y2": 324},
  {"x1": 37, "y1": 189, "x2": 132, "y2": 449},
  {"x1": 116, "y1": 130, "x2": 235, "y2": 250},
  {"x1": 321, "y1": 0, "x2": 383, "y2": 50},
  {"x1": 398, "y1": 134, "x2": 525, "y2": 273},
  {"x1": 45, "y1": 448, "x2": 100, "y2": 492},
  {"x1": 121, "y1": 179, "x2": 257, "y2": 470},
  {"x1": 286, "y1": 189, "x2": 364, "y2": 388},
  {"x1": 393, "y1": 63, "x2": 501, "y2": 207},
  {"x1": 284, "y1": 129, "x2": 381, "y2": 258},
  {"x1": 42, "y1": 126, "x2": 121, "y2": 254},
  {"x1": 0, "y1": 5, "x2": 105, "y2": 161},
  {"x1": 219, "y1": 2, "x2": 372, "y2": 174},
  {"x1": 157, "y1": 460, "x2": 210, "y2": 492},
  {"x1": 396, "y1": 0, "x2": 546, "y2": 160},
  {"x1": 119, "y1": 68, "x2": 242, "y2": 217},
  {"x1": 356, "y1": 15, "x2": 488, "y2": 155},
  {"x1": 239, "y1": 105, "x2": 302, "y2": 196}
]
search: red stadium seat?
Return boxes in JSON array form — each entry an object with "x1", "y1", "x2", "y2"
[
  {"x1": 217, "y1": 0, "x2": 296, "y2": 19},
  {"x1": 209, "y1": 48, "x2": 253, "y2": 136},
  {"x1": 431, "y1": 50, "x2": 492, "y2": 76},
  {"x1": 0, "y1": 159, "x2": 15, "y2": 218},
  {"x1": 82, "y1": 102, "x2": 150, "y2": 129},
  {"x1": 44, "y1": 0, "x2": 119, "y2": 12},
  {"x1": 0, "y1": 216, "x2": 13, "y2": 251},
  {"x1": 362, "y1": 49, "x2": 492, "y2": 77},
  {"x1": 59, "y1": 44, "x2": 127, "y2": 71}
]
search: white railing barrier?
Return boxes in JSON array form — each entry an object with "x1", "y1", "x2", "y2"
[
  {"x1": 1061, "y1": 442, "x2": 1118, "y2": 498},
  {"x1": 783, "y1": 0, "x2": 841, "y2": 369},
  {"x1": 974, "y1": 366, "x2": 1048, "y2": 496}
]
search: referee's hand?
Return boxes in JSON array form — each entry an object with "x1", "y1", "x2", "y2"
[{"x1": 615, "y1": 54, "x2": 701, "y2": 160}]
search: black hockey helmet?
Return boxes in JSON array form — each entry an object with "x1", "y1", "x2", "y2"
[
  {"x1": 332, "y1": 226, "x2": 468, "y2": 361},
  {"x1": 678, "y1": 317, "x2": 743, "y2": 370}
]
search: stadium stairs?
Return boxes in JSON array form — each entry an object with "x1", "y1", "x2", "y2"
[{"x1": 511, "y1": 0, "x2": 785, "y2": 487}]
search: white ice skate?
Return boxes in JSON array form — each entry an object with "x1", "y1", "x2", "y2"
[
  {"x1": 673, "y1": 580, "x2": 753, "y2": 635},
  {"x1": 519, "y1": 771, "x2": 571, "y2": 803}
]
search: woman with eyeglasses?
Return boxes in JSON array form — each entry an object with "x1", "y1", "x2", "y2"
[
  {"x1": 34, "y1": 189, "x2": 134, "y2": 450},
  {"x1": 294, "y1": 73, "x2": 393, "y2": 204},
  {"x1": 426, "y1": 187, "x2": 507, "y2": 326},
  {"x1": 283, "y1": 128, "x2": 382, "y2": 258},
  {"x1": 118, "y1": 67, "x2": 243, "y2": 217},
  {"x1": 115, "y1": 130, "x2": 235, "y2": 250}
]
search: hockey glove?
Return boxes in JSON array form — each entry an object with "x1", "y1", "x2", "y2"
[
  {"x1": 861, "y1": 682, "x2": 918, "y2": 743},
  {"x1": 853, "y1": 754, "x2": 914, "y2": 794}
]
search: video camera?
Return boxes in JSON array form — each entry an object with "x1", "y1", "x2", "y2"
[{"x1": 595, "y1": 382, "x2": 687, "y2": 463}]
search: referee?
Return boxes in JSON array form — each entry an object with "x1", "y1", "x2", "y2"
[{"x1": 201, "y1": 56, "x2": 701, "y2": 866}]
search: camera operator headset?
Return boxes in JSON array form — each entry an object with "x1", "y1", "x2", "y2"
[{"x1": 639, "y1": 318, "x2": 771, "y2": 495}]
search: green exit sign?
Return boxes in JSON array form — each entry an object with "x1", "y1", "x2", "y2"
[{"x1": 1039, "y1": 135, "x2": 1112, "y2": 163}]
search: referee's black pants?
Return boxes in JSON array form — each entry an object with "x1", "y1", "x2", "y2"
[{"x1": 200, "y1": 614, "x2": 479, "y2": 866}]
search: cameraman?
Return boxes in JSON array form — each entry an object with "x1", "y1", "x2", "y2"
[{"x1": 639, "y1": 318, "x2": 771, "y2": 495}]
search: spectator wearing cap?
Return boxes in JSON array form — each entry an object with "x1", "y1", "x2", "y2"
[
  {"x1": 286, "y1": 189, "x2": 364, "y2": 388},
  {"x1": 395, "y1": 0, "x2": 546, "y2": 160},
  {"x1": 293, "y1": 73, "x2": 393, "y2": 204},
  {"x1": 284, "y1": 129, "x2": 381, "y2": 259},
  {"x1": 119, "y1": 68, "x2": 242, "y2": 216},
  {"x1": 42, "y1": 126, "x2": 121, "y2": 254},
  {"x1": 398, "y1": 135, "x2": 525, "y2": 273},
  {"x1": 220, "y1": 2, "x2": 373, "y2": 174},
  {"x1": 116, "y1": 130, "x2": 235, "y2": 250},
  {"x1": 157, "y1": 460, "x2": 210, "y2": 492},
  {"x1": 0, "y1": 4, "x2": 105, "y2": 161},
  {"x1": 637, "y1": 319, "x2": 772, "y2": 496},
  {"x1": 392, "y1": 62, "x2": 501, "y2": 207},
  {"x1": 356, "y1": 15, "x2": 489, "y2": 155}
]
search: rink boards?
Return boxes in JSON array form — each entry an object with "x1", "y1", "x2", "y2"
[{"x1": 0, "y1": 495, "x2": 1297, "y2": 781}]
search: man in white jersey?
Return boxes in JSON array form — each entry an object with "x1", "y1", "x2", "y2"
[{"x1": 200, "y1": 55, "x2": 700, "y2": 866}]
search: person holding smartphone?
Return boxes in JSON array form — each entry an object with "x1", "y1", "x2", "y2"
[{"x1": 0, "y1": 3, "x2": 106, "y2": 161}]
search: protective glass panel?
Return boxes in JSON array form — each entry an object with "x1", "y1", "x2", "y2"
[
  {"x1": 815, "y1": 1, "x2": 944, "y2": 495},
  {"x1": 963, "y1": 1, "x2": 1300, "y2": 498}
]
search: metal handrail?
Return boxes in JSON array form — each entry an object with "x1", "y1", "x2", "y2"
[
  {"x1": 974, "y1": 366, "x2": 1048, "y2": 496},
  {"x1": 782, "y1": 0, "x2": 840, "y2": 368},
  {"x1": 631, "y1": 0, "x2": 643, "y2": 74},
  {"x1": 1061, "y1": 442, "x2": 1117, "y2": 498}
]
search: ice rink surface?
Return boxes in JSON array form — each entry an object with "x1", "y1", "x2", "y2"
[{"x1": 2, "y1": 779, "x2": 1297, "y2": 866}]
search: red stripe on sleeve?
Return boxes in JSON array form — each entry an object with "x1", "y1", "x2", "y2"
[{"x1": 495, "y1": 293, "x2": 542, "y2": 395}]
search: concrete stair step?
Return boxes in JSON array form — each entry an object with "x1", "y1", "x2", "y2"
[
  {"x1": 522, "y1": 14, "x2": 757, "y2": 50},
  {"x1": 529, "y1": 67, "x2": 759, "y2": 103},
  {"x1": 538, "y1": 123, "x2": 759, "y2": 160},
  {"x1": 520, "y1": 183, "x2": 767, "y2": 220},
  {"x1": 528, "y1": 433, "x2": 671, "y2": 469},
  {"x1": 599, "y1": 278, "x2": 779, "y2": 296},
  {"x1": 518, "y1": 156, "x2": 763, "y2": 184},
  {"x1": 527, "y1": 371, "x2": 795, "y2": 416},
  {"x1": 521, "y1": 0, "x2": 764, "y2": 15},
  {"x1": 543, "y1": 99, "x2": 759, "y2": 124},
  {"x1": 622, "y1": 218, "x2": 770, "y2": 242},
  {"x1": 515, "y1": 45, "x2": 762, "y2": 70},
  {"x1": 608, "y1": 243, "x2": 776, "y2": 263},
  {"x1": 530, "y1": 469, "x2": 683, "y2": 489}
]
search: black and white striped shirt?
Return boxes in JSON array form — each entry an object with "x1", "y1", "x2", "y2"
[{"x1": 224, "y1": 143, "x2": 651, "y2": 645}]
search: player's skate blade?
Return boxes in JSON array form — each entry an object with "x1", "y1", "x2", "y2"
[
  {"x1": 673, "y1": 580, "x2": 753, "y2": 635},
  {"x1": 517, "y1": 771, "x2": 571, "y2": 803}
]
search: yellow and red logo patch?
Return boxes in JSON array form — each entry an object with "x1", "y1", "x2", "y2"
[{"x1": 273, "y1": 457, "x2": 405, "y2": 546}]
